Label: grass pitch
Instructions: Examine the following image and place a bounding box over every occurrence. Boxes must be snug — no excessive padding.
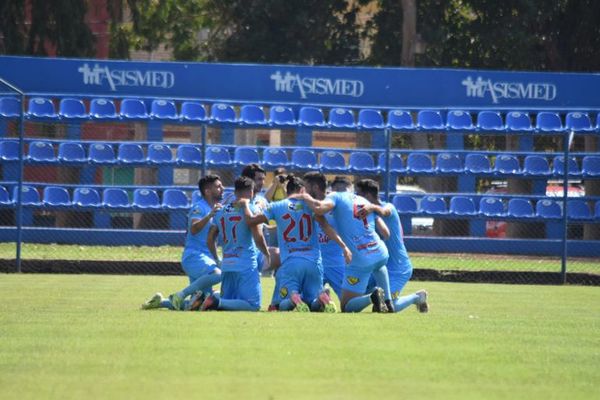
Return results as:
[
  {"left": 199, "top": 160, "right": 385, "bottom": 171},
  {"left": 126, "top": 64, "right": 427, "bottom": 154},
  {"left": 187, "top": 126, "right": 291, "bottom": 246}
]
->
[{"left": 0, "top": 274, "right": 598, "bottom": 400}]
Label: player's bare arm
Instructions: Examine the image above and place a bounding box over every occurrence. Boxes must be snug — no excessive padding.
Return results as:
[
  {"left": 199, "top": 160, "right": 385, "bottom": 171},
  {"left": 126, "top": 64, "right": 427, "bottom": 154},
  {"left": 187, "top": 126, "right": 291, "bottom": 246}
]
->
[
  {"left": 207, "top": 225, "right": 220, "bottom": 265},
  {"left": 239, "top": 198, "right": 269, "bottom": 226},
  {"left": 375, "top": 217, "right": 390, "bottom": 240},
  {"left": 190, "top": 202, "right": 223, "bottom": 235},
  {"left": 357, "top": 203, "right": 392, "bottom": 219},
  {"left": 315, "top": 215, "right": 352, "bottom": 265}
]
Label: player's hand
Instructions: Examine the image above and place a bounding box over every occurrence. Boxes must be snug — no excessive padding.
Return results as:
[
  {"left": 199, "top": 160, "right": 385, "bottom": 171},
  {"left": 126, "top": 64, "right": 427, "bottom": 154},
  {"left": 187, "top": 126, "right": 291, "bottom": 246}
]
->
[
  {"left": 210, "top": 202, "right": 223, "bottom": 216},
  {"left": 236, "top": 198, "right": 250, "bottom": 207},
  {"left": 342, "top": 246, "right": 352, "bottom": 265},
  {"left": 356, "top": 204, "right": 374, "bottom": 219}
]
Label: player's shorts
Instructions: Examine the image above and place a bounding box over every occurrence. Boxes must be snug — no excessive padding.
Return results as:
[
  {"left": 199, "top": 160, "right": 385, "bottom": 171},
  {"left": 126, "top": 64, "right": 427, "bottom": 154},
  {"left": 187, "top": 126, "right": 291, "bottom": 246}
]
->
[
  {"left": 342, "top": 256, "right": 388, "bottom": 295},
  {"left": 275, "top": 258, "right": 322, "bottom": 304},
  {"left": 220, "top": 269, "right": 261, "bottom": 310},
  {"left": 389, "top": 268, "right": 413, "bottom": 299},
  {"left": 181, "top": 252, "right": 218, "bottom": 283},
  {"left": 323, "top": 264, "right": 344, "bottom": 300}
]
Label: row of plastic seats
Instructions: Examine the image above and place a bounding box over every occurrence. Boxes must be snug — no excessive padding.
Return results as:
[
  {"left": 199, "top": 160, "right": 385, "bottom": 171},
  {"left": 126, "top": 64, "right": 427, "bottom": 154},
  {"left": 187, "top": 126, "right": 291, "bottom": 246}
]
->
[
  {"left": 393, "top": 195, "right": 600, "bottom": 221},
  {"left": 2, "top": 96, "right": 600, "bottom": 133}
]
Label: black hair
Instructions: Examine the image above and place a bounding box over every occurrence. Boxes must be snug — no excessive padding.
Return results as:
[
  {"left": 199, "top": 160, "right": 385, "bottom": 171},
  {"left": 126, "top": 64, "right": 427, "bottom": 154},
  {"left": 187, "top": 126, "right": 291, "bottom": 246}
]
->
[
  {"left": 303, "top": 171, "right": 327, "bottom": 193},
  {"left": 274, "top": 167, "right": 287, "bottom": 176},
  {"left": 241, "top": 163, "right": 266, "bottom": 180},
  {"left": 198, "top": 174, "right": 220, "bottom": 196},
  {"left": 331, "top": 175, "right": 352, "bottom": 189},
  {"left": 355, "top": 179, "right": 379, "bottom": 198},
  {"left": 234, "top": 176, "right": 255, "bottom": 192},
  {"left": 285, "top": 174, "right": 305, "bottom": 195}
]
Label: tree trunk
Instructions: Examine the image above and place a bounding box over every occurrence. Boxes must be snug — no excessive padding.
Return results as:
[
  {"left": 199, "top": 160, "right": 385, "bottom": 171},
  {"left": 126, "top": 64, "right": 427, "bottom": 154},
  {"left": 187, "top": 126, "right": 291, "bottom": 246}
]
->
[{"left": 401, "top": 0, "right": 416, "bottom": 66}]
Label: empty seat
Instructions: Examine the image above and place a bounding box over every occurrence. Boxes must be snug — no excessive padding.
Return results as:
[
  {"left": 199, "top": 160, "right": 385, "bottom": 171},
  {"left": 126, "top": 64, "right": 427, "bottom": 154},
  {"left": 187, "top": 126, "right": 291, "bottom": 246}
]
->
[
  {"left": 291, "top": 149, "right": 318, "bottom": 170},
  {"left": 206, "top": 146, "right": 232, "bottom": 167},
  {"left": 567, "top": 200, "right": 592, "bottom": 220},
  {"left": 118, "top": 143, "right": 145, "bottom": 164},
  {"left": 210, "top": 103, "right": 237, "bottom": 123},
  {"left": 320, "top": 151, "right": 346, "bottom": 172},
  {"left": 234, "top": 147, "right": 260, "bottom": 166},
  {"left": 477, "top": 111, "right": 504, "bottom": 131},
  {"left": 435, "top": 153, "right": 462, "bottom": 173},
  {"left": 386, "top": 110, "right": 415, "bottom": 130},
  {"left": 536, "top": 112, "right": 563, "bottom": 132},
  {"left": 120, "top": 98, "right": 148, "bottom": 119},
  {"left": 506, "top": 111, "right": 533, "bottom": 132},
  {"left": 446, "top": 110, "right": 474, "bottom": 130},
  {"left": 176, "top": 144, "right": 202, "bottom": 166},
  {"left": 299, "top": 107, "right": 326, "bottom": 127},
  {"left": 181, "top": 102, "right": 207, "bottom": 122},
  {"left": 269, "top": 106, "right": 296, "bottom": 126},
  {"left": 378, "top": 153, "right": 405, "bottom": 173},
  {"left": 150, "top": 99, "right": 178, "bottom": 120},
  {"left": 89, "top": 143, "right": 116, "bottom": 164},
  {"left": 59, "top": 98, "right": 88, "bottom": 119},
  {"left": 582, "top": 156, "right": 600, "bottom": 177},
  {"left": 240, "top": 105, "right": 267, "bottom": 125},
  {"left": 43, "top": 186, "right": 71, "bottom": 207},
  {"left": 133, "top": 188, "right": 160, "bottom": 209},
  {"left": 357, "top": 109, "right": 384, "bottom": 129},
  {"left": 479, "top": 197, "right": 505, "bottom": 217},
  {"left": 73, "top": 187, "right": 101, "bottom": 208},
  {"left": 102, "top": 188, "right": 130, "bottom": 208},
  {"left": 552, "top": 156, "right": 581, "bottom": 176},
  {"left": 449, "top": 196, "right": 477, "bottom": 216},
  {"left": 523, "top": 155, "right": 551, "bottom": 176},
  {"left": 595, "top": 201, "right": 600, "bottom": 220},
  {"left": 565, "top": 112, "right": 593, "bottom": 132},
  {"left": 417, "top": 110, "right": 444, "bottom": 130},
  {"left": 147, "top": 144, "right": 173, "bottom": 164},
  {"left": 393, "top": 195, "right": 418, "bottom": 214},
  {"left": 465, "top": 154, "right": 492, "bottom": 174},
  {"left": 0, "top": 185, "right": 12, "bottom": 206},
  {"left": 13, "top": 185, "right": 41, "bottom": 206},
  {"left": 27, "top": 97, "right": 57, "bottom": 119},
  {"left": 28, "top": 141, "right": 56, "bottom": 163},
  {"left": 494, "top": 154, "right": 521, "bottom": 175},
  {"left": 0, "top": 97, "right": 20, "bottom": 118},
  {"left": 162, "top": 189, "right": 189, "bottom": 210},
  {"left": 507, "top": 198, "right": 534, "bottom": 218},
  {"left": 0, "top": 140, "right": 20, "bottom": 161},
  {"left": 262, "top": 148, "right": 289, "bottom": 168},
  {"left": 407, "top": 153, "right": 434, "bottom": 174},
  {"left": 349, "top": 152, "right": 378, "bottom": 174},
  {"left": 329, "top": 108, "right": 355, "bottom": 129},
  {"left": 420, "top": 196, "right": 447, "bottom": 215},
  {"left": 536, "top": 199, "right": 562, "bottom": 219},
  {"left": 90, "top": 98, "right": 118, "bottom": 119},
  {"left": 58, "top": 142, "right": 87, "bottom": 163}
]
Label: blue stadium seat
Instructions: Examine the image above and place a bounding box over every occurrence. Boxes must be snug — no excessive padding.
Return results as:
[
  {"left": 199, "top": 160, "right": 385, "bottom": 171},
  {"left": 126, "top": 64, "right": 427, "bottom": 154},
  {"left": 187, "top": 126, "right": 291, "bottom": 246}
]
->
[
  {"left": 446, "top": 110, "right": 474, "bottom": 131},
  {"left": 234, "top": 147, "right": 260, "bottom": 167},
  {"left": 89, "top": 143, "right": 116, "bottom": 164},
  {"left": 552, "top": 156, "right": 581, "bottom": 176},
  {"left": 240, "top": 105, "right": 267, "bottom": 126},
  {"left": 378, "top": 153, "right": 405, "bottom": 173},
  {"left": 536, "top": 199, "right": 562, "bottom": 219},
  {"left": 291, "top": 149, "right": 318, "bottom": 170},
  {"left": 420, "top": 196, "right": 447, "bottom": 215},
  {"left": 417, "top": 110, "right": 444, "bottom": 130},
  {"left": 206, "top": 146, "right": 232, "bottom": 167},
  {"left": 507, "top": 198, "right": 534, "bottom": 218},
  {"left": 28, "top": 141, "right": 56, "bottom": 163},
  {"left": 118, "top": 143, "right": 145, "bottom": 165},
  {"left": 43, "top": 186, "right": 71, "bottom": 207},
  {"left": 0, "top": 140, "right": 20, "bottom": 161},
  {"left": 393, "top": 195, "right": 418, "bottom": 214},
  {"left": 493, "top": 154, "right": 521, "bottom": 175},
  {"left": 102, "top": 188, "right": 131, "bottom": 209},
  {"left": 13, "top": 185, "right": 41, "bottom": 206},
  {"left": 506, "top": 111, "right": 533, "bottom": 132},
  {"left": 262, "top": 148, "right": 289, "bottom": 169},
  {"left": 535, "top": 112, "right": 563, "bottom": 133},
  {"left": 0, "top": 97, "right": 20, "bottom": 118},
  {"left": 523, "top": 155, "right": 551, "bottom": 177},
  {"left": 269, "top": 106, "right": 296, "bottom": 126},
  {"left": 386, "top": 110, "right": 415, "bottom": 130},
  {"left": 435, "top": 153, "right": 463, "bottom": 173},
  {"left": 349, "top": 152, "right": 378, "bottom": 174},
  {"left": 479, "top": 197, "right": 505, "bottom": 217},
  {"left": 465, "top": 154, "right": 491, "bottom": 174},
  {"left": 596, "top": 113, "right": 600, "bottom": 132},
  {"left": 181, "top": 101, "right": 207, "bottom": 122},
  {"left": 150, "top": 99, "right": 178, "bottom": 120},
  {"left": 407, "top": 153, "right": 434, "bottom": 174},
  {"left": 595, "top": 201, "right": 600, "bottom": 220},
  {"left": 357, "top": 109, "right": 385, "bottom": 130},
  {"left": 58, "top": 142, "right": 88, "bottom": 164},
  {"left": 59, "top": 98, "right": 88, "bottom": 119},
  {"left": 210, "top": 103, "right": 237, "bottom": 123},
  {"left": 147, "top": 144, "right": 173, "bottom": 164},
  {"left": 582, "top": 156, "right": 600, "bottom": 177},
  {"left": 567, "top": 200, "right": 592, "bottom": 220},
  {"left": 320, "top": 150, "right": 346, "bottom": 173},
  {"left": 120, "top": 98, "right": 148, "bottom": 120},
  {"left": 299, "top": 107, "right": 326, "bottom": 127},
  {"left": 328, "top": 108, "right": 355, "bottom": 129},
  {"left": 73, "top": 187, "right": 101, "bottom": 208},
  {"left": 176, "top": 144, "right": 202, "bottom": 166},
  {"left": 476, "top": 111, "right": 504, "bottom": 131},
  {"left": 90, "top": 98, "right": 118, "bottom": 120},
  {"left": 449, "top": 196, "right": 477, "bottom": 216},
  {"left": 27, "top": 97, "right": 58, "bottom": 120},
  {"left": 0, "top": 185, "right": 12, "bottom": 206},
  {"left": 162, "top": 189, "right": 189, "bottom": 210},
  {"left": 565, "top": 112, "right": 593, "bottom": 132},
  {"left": 133, "top": 188, "right": 160, "bottom": 209}
]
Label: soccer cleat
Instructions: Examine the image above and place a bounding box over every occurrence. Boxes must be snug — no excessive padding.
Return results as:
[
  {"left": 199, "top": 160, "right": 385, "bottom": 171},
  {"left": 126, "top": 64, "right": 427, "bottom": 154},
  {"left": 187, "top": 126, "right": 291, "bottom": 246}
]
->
[
  {"left": 416, "top": 290, "right": 429, "bottom": 313},
  {"left": 187, "top": 291, "right": 205, "bottom": 311},
  {"left": 370, "top": 287, "right": 389, "bottom": 313},
  {"left": 291, "top": 292, "right": 310, "bottom": 312},
  {"left": 317, "top": 289, "right": 337, "bottom": 313},
  {"left": 200, "top": 294, "right": 220, "bottom": 311},
  {"left": 141, "top": 292, "right": 163, "bottom": 310},
  {"left": 169, "top": 292, "right": 184, "bottom": 311},
  {"left": 267, "top": 304, "right": 279, "bottom": 312},
  {"left": 384, "top": 299, "right": 395, "bottom": 313}
]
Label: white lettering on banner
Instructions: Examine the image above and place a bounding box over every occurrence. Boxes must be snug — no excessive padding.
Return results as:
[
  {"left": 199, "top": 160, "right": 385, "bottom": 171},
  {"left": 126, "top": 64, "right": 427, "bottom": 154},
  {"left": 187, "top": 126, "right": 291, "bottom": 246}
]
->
[
  {"left": 270, "top": 71, "right": 364, "bottom": 99},
  {"left": 77, "top": 63, "right": 175, "bottom": 91},
  {"left": 461, "top": 76, "right": 557, "bottom": 104}
]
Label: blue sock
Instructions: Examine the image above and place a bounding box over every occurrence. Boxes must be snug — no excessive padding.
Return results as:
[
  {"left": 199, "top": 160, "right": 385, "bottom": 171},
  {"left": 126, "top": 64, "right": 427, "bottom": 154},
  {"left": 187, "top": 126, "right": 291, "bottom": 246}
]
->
[
  {"left": 218, "top": 299, "right": 257, "bottom": 311},
  {"left": 279, "top": 298, "right": 294, "bottom": 311},
  {"left": 159, "top": 299, "right": 173, "bottom": 310},
  {"left": 372, "top": 266, "right": 392, "bottom": 300},
  {"left": 393, "top": 293, "right": 419, "bottom": 312},
  {"left": 310, "top": 298, "right": 321, "bottom": 312},
  {"left": 344, "top": 295, "right": 372, "bottom": 313},
  {"left": 178, "top": 273, "right": 222, "bottom": 299}
]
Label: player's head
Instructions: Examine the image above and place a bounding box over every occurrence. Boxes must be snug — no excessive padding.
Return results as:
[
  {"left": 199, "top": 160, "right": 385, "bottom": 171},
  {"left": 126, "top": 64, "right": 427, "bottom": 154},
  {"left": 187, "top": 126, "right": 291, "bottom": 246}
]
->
[
  {"left": 198, "top": 174, "right": 223, "bottom": 201},
  {"left": 331, "top": 176, "right": 352, "bottom": 193},
  {"left": 303, "top": 171, "right": 327, "bottom": 200},
  {"left": 241, "top": 163, "right": 266, "bottom": 193},
  {"left": 234, "top": 176, "right": 255, "bottom": 200},
  {"left": 285, "top": 174, "right": 305, "bottom": 195},
  {"left": 355, "top": 179, "right": 379, "bottom": 203}
]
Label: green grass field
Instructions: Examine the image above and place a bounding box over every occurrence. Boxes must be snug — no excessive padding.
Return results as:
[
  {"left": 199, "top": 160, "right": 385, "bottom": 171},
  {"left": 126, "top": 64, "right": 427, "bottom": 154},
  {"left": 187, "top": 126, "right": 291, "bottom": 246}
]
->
[{"left": 0, "top": 274, "right": 598, "bottom": 399}]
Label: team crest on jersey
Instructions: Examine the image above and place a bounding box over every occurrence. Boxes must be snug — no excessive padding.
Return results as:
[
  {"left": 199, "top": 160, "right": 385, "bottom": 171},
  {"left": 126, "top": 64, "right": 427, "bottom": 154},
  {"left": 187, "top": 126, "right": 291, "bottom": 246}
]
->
[
  {"left": 287, "top": 201, "right": 303, "bottom": 211},
  {"left": 346, "top": 276, "right": 360, "bottom": 286},
  {"left": 279, "top": 287, "right": 288, "bottom": 298},
  {"left": 224, "top": 204, "right": 237, "bottom": 213}
]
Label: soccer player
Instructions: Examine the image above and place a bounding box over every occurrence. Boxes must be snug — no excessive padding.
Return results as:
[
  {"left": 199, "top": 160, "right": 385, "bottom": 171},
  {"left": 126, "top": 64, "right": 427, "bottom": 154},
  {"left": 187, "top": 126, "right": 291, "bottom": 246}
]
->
[
  {"left": 200, "top": 176, "right": 270, "bottom": 311},
  {"left": 241, "top": 175, "right": 351, "bottom": 312},
  {"left": 355, "top": 179, "right": 428, "bottom": 313},
  {"left": 141, "top": 175, "right": 224, "bottom": 310}
]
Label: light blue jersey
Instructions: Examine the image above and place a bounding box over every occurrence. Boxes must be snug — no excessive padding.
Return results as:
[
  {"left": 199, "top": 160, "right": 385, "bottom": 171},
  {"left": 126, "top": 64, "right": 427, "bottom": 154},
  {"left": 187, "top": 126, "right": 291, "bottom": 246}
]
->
[
  {"left": 213, "top": 203, "right": 258, "bottom": 272},
  {"left": 380, "top": 201, "right": 412, "bottom": 274},
  {"left": 182, "top": 198, "right": 213, "bottom": 259}
]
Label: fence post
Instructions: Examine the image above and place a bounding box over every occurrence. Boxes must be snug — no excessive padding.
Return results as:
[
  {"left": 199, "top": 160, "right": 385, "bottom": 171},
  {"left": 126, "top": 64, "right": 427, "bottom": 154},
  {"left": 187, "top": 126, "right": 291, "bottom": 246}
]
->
[
  {"left": 560, "top": 130, "right": 574, "bottom": 284},
  {"left": 384, "top": 128, "right": 391, "bottom": 201}
]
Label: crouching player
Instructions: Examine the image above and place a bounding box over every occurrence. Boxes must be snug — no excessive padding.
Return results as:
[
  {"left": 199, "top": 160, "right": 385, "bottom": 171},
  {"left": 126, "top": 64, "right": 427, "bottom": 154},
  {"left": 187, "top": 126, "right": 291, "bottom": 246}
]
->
[
  {"left": 355, "top": 179, "right": 428, "bottom": 313},
  {"left": 200, "top": 176, "right": 270, "bottom": 311}
]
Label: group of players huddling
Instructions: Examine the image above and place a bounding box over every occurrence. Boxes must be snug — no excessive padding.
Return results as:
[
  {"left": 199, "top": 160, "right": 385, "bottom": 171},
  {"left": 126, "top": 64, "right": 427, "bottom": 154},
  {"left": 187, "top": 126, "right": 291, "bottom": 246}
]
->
[{"left": 142, "top": 163, "right": 428, "bottom": 313}]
